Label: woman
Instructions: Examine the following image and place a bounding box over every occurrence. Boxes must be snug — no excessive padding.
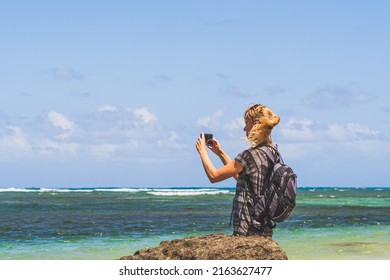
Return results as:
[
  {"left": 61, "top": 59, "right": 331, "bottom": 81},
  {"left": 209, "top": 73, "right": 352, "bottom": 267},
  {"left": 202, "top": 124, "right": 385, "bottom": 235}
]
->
[{"left": 196, "top": 104, "right": 280, "bottom": 236}]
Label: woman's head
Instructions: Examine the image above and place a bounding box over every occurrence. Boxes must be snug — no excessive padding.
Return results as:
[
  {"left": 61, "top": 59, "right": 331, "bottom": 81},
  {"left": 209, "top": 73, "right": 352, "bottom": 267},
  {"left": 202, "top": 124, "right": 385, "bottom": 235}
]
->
[{"left": 244, "top": 104, "right": 280, "bottom": 146}]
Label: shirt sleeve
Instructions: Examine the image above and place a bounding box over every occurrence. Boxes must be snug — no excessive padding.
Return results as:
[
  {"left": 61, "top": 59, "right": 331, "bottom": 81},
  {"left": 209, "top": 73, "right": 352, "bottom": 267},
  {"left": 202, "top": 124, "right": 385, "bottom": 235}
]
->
[{"left": 235, "top": 149, "right": 250, "bottom": 174}]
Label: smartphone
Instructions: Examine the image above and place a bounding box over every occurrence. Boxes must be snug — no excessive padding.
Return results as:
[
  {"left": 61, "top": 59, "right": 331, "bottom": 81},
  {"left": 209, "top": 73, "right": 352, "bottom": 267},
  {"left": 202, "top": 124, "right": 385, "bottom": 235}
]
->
[{"left": 204, "top": 133, "right": 214, "bottom": 146}]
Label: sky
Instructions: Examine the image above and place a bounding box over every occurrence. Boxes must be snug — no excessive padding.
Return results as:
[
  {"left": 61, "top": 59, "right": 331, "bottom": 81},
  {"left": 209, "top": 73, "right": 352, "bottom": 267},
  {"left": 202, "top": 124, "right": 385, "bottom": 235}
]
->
[{"left": 0, "top": 0, "right": 389, "bottom": 188}]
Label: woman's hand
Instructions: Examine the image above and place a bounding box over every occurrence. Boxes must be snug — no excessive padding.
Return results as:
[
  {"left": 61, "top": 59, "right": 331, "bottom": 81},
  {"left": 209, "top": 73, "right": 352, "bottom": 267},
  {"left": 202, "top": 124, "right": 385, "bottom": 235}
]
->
[
  {"left": 196, "top": 132, "right": 241, "bottom": 183},
  {"left": 196, "top": 133, "right": 208, "bottom": 156},
  {"left": 208, "top": 138, "right": 222, "bottom": 156},
  {"left": 197, "top": 134, "right": 223, "bottom": 156}
]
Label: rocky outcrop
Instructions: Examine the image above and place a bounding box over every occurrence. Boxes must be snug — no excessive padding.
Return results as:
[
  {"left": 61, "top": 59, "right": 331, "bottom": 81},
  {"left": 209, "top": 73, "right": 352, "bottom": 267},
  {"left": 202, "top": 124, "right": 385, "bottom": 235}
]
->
[{"left": 120, "top": 233, "right": 288, "bottom": 260}]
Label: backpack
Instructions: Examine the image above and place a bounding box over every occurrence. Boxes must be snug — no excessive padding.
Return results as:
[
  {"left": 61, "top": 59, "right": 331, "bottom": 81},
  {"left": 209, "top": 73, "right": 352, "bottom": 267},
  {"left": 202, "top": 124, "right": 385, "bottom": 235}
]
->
[{"left": 254, "top": 145, "right": 297, "bottom": 226}]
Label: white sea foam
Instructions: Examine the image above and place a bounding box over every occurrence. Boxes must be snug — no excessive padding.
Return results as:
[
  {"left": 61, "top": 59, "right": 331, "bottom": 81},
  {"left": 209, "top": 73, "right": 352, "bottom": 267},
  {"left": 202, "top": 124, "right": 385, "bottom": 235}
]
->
[
  {"left": 0, "top": 187, "right": 232, "bottom": 195},
  {"left": 147, "top": 189, "right": 231, "bottom": 196},
  {"left": 0, "top": 188, "right": 36, "bottom": 192},
  {"left": 0, "top": 187, "right": 141, "bottom": 193},
  {"left": 95, "top": 188, "right": 147, "bottom": 193}
]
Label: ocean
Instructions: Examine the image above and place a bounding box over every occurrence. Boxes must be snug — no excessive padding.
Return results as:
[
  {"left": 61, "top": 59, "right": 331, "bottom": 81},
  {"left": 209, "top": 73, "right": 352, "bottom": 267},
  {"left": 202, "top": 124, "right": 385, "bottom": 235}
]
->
[{"left": 0, "top": 187, "right": 389, "bottom": 260}]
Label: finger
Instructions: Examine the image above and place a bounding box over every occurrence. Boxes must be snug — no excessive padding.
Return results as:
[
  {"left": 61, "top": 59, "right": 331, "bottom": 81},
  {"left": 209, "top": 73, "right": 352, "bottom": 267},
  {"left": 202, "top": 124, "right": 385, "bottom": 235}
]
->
[{"left": 207, "top": 139, "right": 215, "bottom": 147}]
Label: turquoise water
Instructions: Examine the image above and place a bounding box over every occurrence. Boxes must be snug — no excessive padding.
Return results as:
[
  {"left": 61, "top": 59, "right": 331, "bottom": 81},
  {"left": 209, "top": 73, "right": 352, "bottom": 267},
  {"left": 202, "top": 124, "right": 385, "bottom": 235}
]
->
[{"left": 0, "top": 187, "right": 389, "bottom": 260}]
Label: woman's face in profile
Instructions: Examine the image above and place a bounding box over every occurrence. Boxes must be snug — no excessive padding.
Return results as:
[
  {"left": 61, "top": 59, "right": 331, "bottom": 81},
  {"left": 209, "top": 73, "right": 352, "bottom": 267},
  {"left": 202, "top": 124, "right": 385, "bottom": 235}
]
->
[{"left": 243, "top": 117, "right": 254, "bottom": 137}]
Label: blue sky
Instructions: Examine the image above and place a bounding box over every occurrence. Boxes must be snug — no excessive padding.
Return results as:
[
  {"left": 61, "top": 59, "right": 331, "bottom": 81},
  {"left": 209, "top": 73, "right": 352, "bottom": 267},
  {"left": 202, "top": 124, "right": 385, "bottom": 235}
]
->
[{"left": 0, "top": 0, "right": 389, "bottom": 188}]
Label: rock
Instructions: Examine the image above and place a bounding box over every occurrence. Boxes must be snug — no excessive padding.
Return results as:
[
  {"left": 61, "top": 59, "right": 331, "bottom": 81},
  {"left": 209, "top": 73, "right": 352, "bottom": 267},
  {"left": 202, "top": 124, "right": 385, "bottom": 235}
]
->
[{"left": 120, "top": 233, "right": 288, "bottom": 260}]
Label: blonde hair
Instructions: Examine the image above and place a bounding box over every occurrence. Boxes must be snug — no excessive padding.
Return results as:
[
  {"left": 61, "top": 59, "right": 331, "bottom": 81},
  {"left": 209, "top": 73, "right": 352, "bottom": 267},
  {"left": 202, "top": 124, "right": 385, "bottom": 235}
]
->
[{"left": 244, "top": 104, "right": 280, "bottom": 146}]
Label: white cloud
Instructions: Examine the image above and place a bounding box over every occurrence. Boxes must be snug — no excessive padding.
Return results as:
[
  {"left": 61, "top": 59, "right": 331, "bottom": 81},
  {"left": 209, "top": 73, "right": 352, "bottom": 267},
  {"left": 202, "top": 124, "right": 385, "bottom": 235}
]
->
[
  {"left": 302, "top": 85, "right": 375, "bottom": 109},
  {"left": 344, "top": 123, "right": 380, "bottom": 140},
  {"left": 224, "top": 117, "right": 244, "bottom": 131},
  {"left": 89, "top": 144, "right": 118, "bottom": 160},
  {"left": 36, "top": 139, "right": 78, "bottom": 157},
  {"left": 47, "top": 111, "right": 75, "bottom": 140},
  {"left": 0, "top": 106, "right": 388, "bottom": 187},
  {"left": 278, "top": 118, "right": 380, "bottom": 143},
  {"left": 278, "top": 118, "right": 325, "bottom": 142},
  {"left": 48, "top": 111, "right": 74, "bottom": 131},
  {"left": 30, "top": 107, "right": 173, "bottom": 162},
  {"left": 275, "top": 117, "right": 387, "bottom": 165},
  {"left": 133, "top": 107, "right": 158, "bottom": 123},
  {"left": 97, "top": 105, "right": 118, "bottom": 112},
  {"left": 197, "top": 109, "right": 225, "bottom": 127},
  {"left": 0, "top": 126, "right": 31, "bottom": 158},
  {"left": 157, "top": 131, "right": 186, "bottom": 150},
  {"left": 88, "top": 141, "right": 139, "bottom": 161}
]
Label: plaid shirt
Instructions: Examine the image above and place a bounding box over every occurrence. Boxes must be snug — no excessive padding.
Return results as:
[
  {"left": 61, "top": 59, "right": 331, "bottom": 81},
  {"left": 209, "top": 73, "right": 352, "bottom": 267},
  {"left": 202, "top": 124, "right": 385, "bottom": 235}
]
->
[{"left": 232, "top": 144, "right": 275, "bottom": 236}]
